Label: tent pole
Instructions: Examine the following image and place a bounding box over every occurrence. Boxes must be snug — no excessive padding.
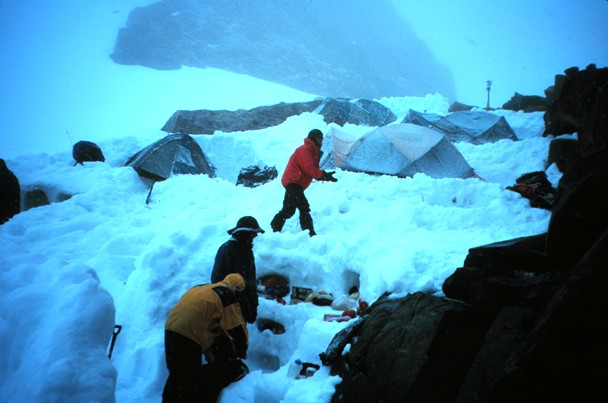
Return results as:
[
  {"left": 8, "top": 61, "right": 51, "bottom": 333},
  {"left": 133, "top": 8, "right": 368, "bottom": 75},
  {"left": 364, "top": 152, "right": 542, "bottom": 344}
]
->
[{"left": 145, "top": 181, "right": 156, "bottom": 205}]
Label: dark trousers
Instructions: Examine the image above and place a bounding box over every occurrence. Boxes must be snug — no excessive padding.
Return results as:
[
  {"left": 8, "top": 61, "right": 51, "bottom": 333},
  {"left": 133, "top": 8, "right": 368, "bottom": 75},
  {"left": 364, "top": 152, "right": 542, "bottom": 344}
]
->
[
  {"left": 163, "top": 330, "right": 220, "bottom": 403},
  {"left": 270, "top": 184, "right": 314, "bottom": 234},
  {"left": 163, "top": 331, "right": 248, "bottom": 403}
]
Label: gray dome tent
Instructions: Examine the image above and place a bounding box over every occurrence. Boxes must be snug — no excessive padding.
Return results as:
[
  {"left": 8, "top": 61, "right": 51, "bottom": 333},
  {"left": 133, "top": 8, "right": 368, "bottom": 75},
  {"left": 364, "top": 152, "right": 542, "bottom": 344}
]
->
[
  {"left": 125, "top": 134, "right": 215, "bottom": 203},
  {"left": 126, "top": 134, "right": 215, "bottom": 181},
  {"left": 321, "top": 124, "right": 477, "bottom": 179},
  {"left": 403, "top": 110, "right": 518, "bottom": 144}
]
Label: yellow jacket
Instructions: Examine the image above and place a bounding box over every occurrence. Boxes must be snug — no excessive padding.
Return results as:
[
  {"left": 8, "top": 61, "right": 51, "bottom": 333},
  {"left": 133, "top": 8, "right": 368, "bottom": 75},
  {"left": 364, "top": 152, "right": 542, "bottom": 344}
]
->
[{"left": 165, "top": 274, "right": 246, "bottom": 352}]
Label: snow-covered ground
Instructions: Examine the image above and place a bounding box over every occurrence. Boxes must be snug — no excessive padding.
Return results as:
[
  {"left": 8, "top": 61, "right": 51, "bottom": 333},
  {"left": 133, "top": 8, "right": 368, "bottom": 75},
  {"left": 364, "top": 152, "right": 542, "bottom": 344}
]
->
[
  {"left": 1, "top": 86, "right": 562, "bottom": 401},
  {"left": 1, "top": 2, "right": 587, "bottom": 402}
]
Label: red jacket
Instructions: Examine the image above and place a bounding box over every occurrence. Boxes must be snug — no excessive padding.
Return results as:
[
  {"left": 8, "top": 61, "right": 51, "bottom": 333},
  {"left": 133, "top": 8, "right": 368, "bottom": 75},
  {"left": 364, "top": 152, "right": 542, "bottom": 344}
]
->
[{"left": 281, "top": 138, "right": 324, "bottom": 190}]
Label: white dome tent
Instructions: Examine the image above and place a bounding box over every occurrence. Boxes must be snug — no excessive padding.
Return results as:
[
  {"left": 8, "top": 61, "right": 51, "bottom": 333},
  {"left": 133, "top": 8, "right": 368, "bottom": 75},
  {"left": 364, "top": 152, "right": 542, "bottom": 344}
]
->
[{"left": 321, "top": 123, "right": 477, "bottom": 179}]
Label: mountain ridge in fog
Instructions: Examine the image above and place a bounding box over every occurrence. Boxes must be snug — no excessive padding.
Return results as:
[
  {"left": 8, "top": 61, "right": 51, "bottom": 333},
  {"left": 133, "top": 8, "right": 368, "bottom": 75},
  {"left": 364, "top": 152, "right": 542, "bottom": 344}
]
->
[{"left": 111, "top": 0, "right": 456, "bottom": 100}]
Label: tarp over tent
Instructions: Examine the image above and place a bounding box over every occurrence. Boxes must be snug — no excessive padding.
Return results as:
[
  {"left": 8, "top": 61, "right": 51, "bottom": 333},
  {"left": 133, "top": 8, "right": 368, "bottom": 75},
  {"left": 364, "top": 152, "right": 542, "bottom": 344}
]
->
[
  {"left": 315, "top": 98, "right": 397, "bottom": 127},
  {"left": 320, "top": 124, "right": 477, "bottom": 179},
  {"left": 403, "top": 110, "right": 518, "bottom": 144},
  {"left": 126, "top": 134, "right": 216, "bottom": 181}
]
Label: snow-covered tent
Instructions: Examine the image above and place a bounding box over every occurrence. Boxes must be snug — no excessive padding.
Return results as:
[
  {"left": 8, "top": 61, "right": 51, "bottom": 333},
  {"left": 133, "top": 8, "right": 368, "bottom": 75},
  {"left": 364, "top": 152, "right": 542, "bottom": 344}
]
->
[
  {"left": 126, "top": 134, "right": 216, "bottom": 182},
  {"left": 403, "top": 110, "right": 518, "bottom": 144},
  {"left": 321, "top": 124, "right": 476, "bottom": 179}
]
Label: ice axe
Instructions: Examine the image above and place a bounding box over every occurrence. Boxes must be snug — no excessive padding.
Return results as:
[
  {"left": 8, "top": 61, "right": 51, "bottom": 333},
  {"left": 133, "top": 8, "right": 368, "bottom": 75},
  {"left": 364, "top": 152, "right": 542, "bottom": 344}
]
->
[{"left": 108, "top": 325, "right": 122, "bottom": 359}]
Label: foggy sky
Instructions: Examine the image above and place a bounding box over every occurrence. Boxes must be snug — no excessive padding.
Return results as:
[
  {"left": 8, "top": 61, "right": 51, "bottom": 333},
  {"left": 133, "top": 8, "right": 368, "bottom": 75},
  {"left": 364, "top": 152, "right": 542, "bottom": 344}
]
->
[
  {"left": 393, "top": 0, "right": 608, "bottom": 107},
  {"left": 1, "top": 1, "right": 608, "bottom": 158}
]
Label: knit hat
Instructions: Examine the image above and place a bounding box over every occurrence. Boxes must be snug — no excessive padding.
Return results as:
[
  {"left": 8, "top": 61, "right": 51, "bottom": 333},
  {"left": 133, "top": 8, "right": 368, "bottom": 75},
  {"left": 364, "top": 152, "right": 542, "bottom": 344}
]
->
[
  {"left": 227, "top": 216, "right": 265, "bottom": 235},
  {"left": 307, "top": 129, "right": 323, "bottom": 146}
]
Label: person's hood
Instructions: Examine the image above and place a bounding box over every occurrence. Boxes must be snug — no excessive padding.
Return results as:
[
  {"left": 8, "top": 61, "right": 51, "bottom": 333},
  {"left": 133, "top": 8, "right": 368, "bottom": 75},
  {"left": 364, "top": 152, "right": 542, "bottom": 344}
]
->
[{"left": 220, "top": 273, "right": 246, "bottom": 292}]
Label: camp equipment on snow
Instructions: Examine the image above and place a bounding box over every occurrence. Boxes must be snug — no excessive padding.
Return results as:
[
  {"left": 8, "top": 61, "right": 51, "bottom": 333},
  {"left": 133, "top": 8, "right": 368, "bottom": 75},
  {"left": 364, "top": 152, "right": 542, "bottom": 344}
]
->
[
  {"left": 342, "top": 310, "right": 357, "bottom": 319},
  {"left": 300, "top": 362, "right": 321, "bottom": 378},
  {"left": 506, "top": 171, "right": 557, "bottom": 210},
  {"left": 357, "top": 300, "right": 369, "bottom": 316},
  {"left": 287, "top": 360, "right": 320, "bottom": 379},
  {"left": 287, "top": 359, "right": 303, "bottom": 379},
  {"left": 73, "top": 141, "right": 105, "bottom": 165},
  {"left": 324, "top": 310, "right": 357, "bottom": 322},
  {"left": 290, "top": 286, "right": 313, "bottom": 304},
  {"left": 307, "top": 291, "right": 333, "bottom": 306},
  {"left": 236, "top": 165, "right": 278, "bottom": 187},
  {"left": 330, "top": 295, "right": 359, "bottom": 311},
  {"left": 257, "top": 273, "right": 289, "bottom": 299},
  {"left": 324, "top": 313, "right": 352, "bottom": 323}
]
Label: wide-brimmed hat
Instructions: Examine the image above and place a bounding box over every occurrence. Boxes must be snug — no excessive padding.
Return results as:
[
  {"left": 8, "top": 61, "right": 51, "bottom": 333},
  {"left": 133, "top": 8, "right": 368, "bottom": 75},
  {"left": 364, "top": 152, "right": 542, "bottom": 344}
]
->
[{"left": 227, "top": 216, "right": 265, "bottom": 235}]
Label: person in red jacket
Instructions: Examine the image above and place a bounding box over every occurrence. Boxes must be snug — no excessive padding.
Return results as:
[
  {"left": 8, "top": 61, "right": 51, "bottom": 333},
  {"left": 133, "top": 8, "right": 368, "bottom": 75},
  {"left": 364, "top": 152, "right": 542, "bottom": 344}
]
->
[{"left": 270, "top": 129, "right": 337, "bottom": 236}]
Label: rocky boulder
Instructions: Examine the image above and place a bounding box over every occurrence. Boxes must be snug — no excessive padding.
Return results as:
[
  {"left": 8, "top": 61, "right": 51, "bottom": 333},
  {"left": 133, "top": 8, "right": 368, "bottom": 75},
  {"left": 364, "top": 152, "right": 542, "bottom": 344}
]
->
[
  {"left": 547, "top": 137, "right": 580, "bottom": 174},
  {"left": 448, "top": 101, "right": 475, "bottom": 112},
  {"left": 501, "top": 92, "right": 547, "bottom": 112},
  {"left": 543, "top": 64, "right": 608, "bottom": 157},
  {"left": 322, "top": 293, "right": 489, "bottom": 403}
]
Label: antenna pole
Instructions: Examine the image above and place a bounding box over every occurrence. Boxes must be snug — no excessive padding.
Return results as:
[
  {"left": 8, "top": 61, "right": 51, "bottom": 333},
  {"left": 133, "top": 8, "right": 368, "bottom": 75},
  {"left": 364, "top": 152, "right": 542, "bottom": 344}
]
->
[
  {"left": 66, "top": 130, "right": 73, "bottom": 146},
  {"left": 486, "top": 80, "right": 492, "bottom": 110}
]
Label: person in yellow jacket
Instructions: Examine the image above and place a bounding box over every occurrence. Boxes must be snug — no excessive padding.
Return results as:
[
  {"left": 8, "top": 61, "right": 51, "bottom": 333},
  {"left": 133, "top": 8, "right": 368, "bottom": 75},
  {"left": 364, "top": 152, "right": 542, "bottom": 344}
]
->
[{"left": 162, "top": 273, "right": 249, "bottom": 403}]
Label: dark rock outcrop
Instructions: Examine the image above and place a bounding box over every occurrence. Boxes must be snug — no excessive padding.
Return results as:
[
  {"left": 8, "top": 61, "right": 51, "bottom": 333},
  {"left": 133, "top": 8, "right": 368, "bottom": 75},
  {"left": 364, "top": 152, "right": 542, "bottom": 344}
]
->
[
  {"left": 543, "top": 64, "right": 608, "bottom": 157},
  {"left": 501, "top": 92, "right": 547, "bottom": 112},
  {"left": 110, "top": 0, "right": 456, "bottom": 100},
  {"left": 443, "top": 234, "right": 549, "bottom": 310},
  {"left": 448, "top": 101, "right": 475, "bottom": 112},
  {"left": 0, "top": 159, "right": 20, "bottom": 224},
  {"left": 461, "top": 233, "right": 547, "bottom": 274},
  {"left": 547, "top": 137, "right": 580, "bottom": 173},
  {"left": 322, "top": 66, "right": 608, "bottom": 403},
  {"left": 323, "top": 293, "right": 491, "bottom": 403}
]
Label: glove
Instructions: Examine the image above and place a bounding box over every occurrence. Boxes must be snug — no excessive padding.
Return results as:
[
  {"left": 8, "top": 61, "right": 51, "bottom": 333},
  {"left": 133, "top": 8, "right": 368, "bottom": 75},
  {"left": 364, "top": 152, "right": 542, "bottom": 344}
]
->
[{"left": 320, "top": 171, "right": 338, "bottom": 182}]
